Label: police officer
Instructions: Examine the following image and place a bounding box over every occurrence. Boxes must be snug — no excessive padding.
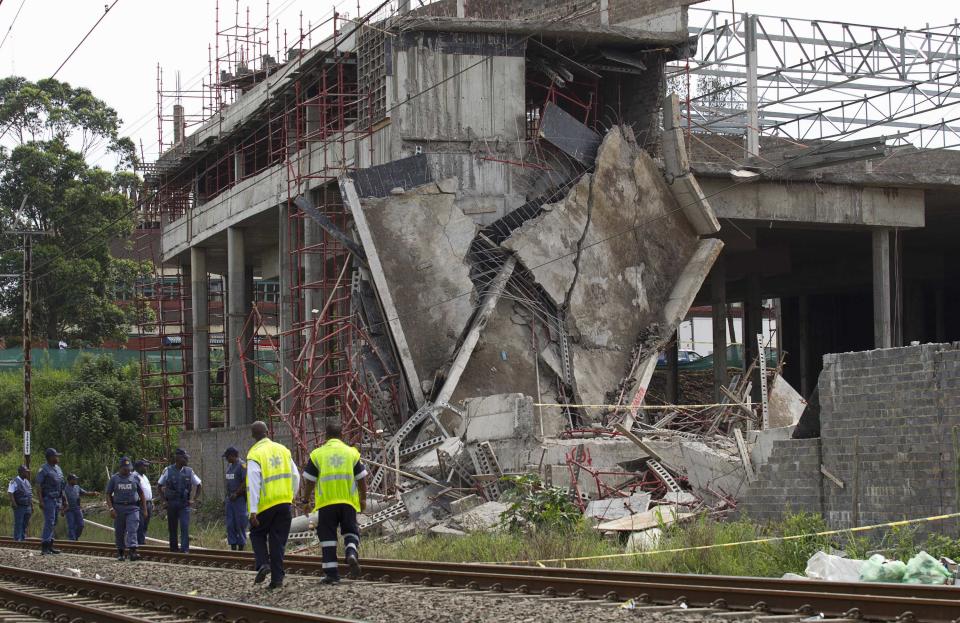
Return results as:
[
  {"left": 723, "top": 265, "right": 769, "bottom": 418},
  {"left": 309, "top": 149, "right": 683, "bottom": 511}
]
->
[
  {"left": 132, "top": 460, "right": 153, "bottom": 546},
  {"left": 223, "top": 447, "right": 248, "bottom": 550},
  {"left": 157, "top": 448, "right": 202, "bottom": 552},
  {"left": 246, "top": 421, "right": 299, "bottom": 590},
  {"left": 106, "top": 457, "right": 147, "bottom": 561},
  {"left": 35, "top": 448, "right": 66, "bottom": 555},
  {"left": 7, "top": 466, "right": 33, "bottom": 541},
  {"left": 64, "top": 474, "right": 96, "bottom": 541},
  {"left": 301, "top": 422, "right": 367, "bottom": 585}
]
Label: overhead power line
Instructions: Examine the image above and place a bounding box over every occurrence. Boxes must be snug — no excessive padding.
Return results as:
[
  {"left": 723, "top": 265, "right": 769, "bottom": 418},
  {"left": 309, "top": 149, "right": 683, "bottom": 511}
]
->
[
  {"left": 0, "top": 0, "right": 27, "bottom": 53},
  {"left": 51, "top": 0, "right": 122, "bottom": 79}
]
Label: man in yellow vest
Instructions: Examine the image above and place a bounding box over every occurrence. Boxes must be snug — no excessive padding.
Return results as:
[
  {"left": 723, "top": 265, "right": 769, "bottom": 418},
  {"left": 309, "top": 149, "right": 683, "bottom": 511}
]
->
[
  {"left": 301, "top": 422, "right": 367, "bottom": 585},
  {"left": 246, "top": 420, "right": 300, "bottom": 590}
]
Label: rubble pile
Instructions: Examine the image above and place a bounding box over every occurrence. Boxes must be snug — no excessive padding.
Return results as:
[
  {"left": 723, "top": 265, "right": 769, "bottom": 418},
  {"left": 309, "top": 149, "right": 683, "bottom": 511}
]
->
[{"left": 301, "top": 97, "right": 813, "bottom": 550}]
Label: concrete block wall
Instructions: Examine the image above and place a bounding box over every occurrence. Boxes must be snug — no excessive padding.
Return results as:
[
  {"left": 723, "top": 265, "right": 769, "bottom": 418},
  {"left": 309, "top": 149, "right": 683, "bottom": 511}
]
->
[
  {"left": 738, "top": 438, "right": 822, "bottom": 522},
  {"left": 740, "top": 343, "right": 960, "bottom": 533},
  {"left": 178, "top": 425, "right": 294, "bottom": 501},
  {"left": 820, "top": 344, "right": 960, "bottom": 530}
]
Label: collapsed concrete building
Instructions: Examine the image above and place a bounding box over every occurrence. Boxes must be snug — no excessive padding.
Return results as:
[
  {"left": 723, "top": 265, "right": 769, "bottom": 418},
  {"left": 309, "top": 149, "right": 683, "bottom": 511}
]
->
[{"left": 142, "top": 0, "right": 960, "bottom": 539}]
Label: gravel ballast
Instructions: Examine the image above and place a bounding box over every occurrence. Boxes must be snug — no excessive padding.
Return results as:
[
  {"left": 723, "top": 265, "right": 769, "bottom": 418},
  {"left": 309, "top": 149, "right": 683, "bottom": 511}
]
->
[{"left": 0, "top": 547, "right": 673, "bottom": 623}]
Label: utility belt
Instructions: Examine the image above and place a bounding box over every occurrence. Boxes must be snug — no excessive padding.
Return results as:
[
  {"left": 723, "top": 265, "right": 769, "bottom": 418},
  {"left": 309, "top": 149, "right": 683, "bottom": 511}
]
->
[
  {"left": 114, "top": 502, "right": 139, "bottom": 508},
  {"left": 15, "top": 500, "right": 31, "bottom": 507}
]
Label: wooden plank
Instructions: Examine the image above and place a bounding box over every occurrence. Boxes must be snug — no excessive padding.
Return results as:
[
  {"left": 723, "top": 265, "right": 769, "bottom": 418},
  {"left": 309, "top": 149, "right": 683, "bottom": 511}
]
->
[
  {"left": 733, "top": 428, "right": 756, "bottom": 482},
  {"left": 820, "top": 464, "right": 845, "bottom": 489},
  {"left": 614, "top": 423, "right": 668, "bottom": 465}
]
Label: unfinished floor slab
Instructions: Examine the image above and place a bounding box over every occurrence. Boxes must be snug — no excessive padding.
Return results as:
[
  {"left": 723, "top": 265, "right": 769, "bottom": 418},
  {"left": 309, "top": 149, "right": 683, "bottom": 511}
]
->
[
  {"left": 357, "top": 181, "right": 478, "bottom": 390},
  {"left": 501, "top": 126, "right": 721, "bottom": 411}
]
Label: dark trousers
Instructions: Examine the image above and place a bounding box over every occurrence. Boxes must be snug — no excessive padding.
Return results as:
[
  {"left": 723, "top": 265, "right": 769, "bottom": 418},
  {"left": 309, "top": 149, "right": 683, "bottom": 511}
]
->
[
  {"left": 250, "top": 503, "right": 291, "bottom": 585},
  {"left": 12, "top": 505, "right": 31, "bottom": 541},
  {"left": 41, "top": 497, "right": 59, "bottom": 544},
  {"left": 225, "top": 496, "right": 248, "bottom": 547},
  {"left": 166, "top": 502, "right": 191, "bottom": 552},
  {"left": 137, "top": 501, "right": 153, "bottom": 545},
  {"left": 65, "top": 507, "right": 84, "bottom": 541},
  {"left": 113, "top": 505, "right": 140, "bottom": 551},
  {"left": 316, "top": 503, "right": 360, "bottom": 579}
]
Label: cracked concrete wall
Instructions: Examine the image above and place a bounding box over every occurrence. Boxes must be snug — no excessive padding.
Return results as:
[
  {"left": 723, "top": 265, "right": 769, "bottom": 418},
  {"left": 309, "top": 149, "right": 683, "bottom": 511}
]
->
[
  {"left": 502, "top": 127, "right": 712, "bottom": 409},
  {"left": 360, "top": 181, "right": 478, "bottom": 389}
]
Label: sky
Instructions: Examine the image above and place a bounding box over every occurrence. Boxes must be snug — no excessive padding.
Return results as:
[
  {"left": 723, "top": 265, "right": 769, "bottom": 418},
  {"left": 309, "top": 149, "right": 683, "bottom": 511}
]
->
[{"left": 0, "top": 0, "right": 956, "bottom": 167}]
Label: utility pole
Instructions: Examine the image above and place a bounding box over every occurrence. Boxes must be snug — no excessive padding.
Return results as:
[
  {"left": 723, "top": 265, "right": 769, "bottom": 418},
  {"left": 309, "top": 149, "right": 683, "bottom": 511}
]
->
[{"left": 4, "top": 197, "right": 49, "bottom": 469}]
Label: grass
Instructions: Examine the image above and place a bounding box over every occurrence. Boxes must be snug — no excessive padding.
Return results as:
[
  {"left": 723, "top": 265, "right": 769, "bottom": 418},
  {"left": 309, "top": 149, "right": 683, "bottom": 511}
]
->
[
  {"left": 365, "top": 512, "right": 960, "bottom": 578},
  {"left": 0, "top": 499, "right": 233, "bottom": 550}
]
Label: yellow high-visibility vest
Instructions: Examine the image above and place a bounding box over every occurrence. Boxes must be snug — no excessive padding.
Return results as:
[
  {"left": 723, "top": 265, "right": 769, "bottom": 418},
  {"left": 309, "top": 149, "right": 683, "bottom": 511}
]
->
[
  {"left": 309, "top": 439, "right": 361, "bottom": 512},
  {"left": 246, "top": 438, "right": 294, "bottom": 513}
]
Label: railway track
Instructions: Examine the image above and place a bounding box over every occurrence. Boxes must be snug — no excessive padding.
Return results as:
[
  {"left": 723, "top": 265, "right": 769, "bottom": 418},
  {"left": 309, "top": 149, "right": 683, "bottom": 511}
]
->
[
  {"left": 0, "top": 561, "right": 359, "bottom": 623},
  {"left": 0, "top": 538, "right": 957, "bottom": 622}
]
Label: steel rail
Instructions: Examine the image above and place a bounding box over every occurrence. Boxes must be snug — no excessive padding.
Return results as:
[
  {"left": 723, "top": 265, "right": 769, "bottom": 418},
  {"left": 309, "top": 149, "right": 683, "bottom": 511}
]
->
[
  {"left": 0, "top": 562, "right": 360, "bottom": 623},
  {"left": 0, "top": 579, "right": 151, "bottom": 622},
  {"left": 1, "top": 538, "right": 957, "bottom": 622}
]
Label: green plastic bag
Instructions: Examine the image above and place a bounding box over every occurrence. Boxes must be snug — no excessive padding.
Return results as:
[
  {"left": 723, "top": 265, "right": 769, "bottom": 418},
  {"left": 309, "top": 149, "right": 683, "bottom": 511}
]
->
[
  {"left": 859, "top": 554, "right": 907, "bottom": 583},
  {"left": 903, "top": 551, "right": 952, "bottom": 585}
]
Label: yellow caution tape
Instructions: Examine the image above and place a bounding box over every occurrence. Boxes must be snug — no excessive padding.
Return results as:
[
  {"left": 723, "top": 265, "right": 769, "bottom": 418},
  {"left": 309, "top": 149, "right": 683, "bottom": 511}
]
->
[{"left": 497, "top": 512, "right": 960, "bottom": 565}]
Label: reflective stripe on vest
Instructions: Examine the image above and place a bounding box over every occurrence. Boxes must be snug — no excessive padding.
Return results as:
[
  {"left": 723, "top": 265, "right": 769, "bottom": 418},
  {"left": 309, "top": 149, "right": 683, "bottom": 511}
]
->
[
  {"left": 310, "top": 439, "right": 361, "bottom": 512},
  {"left": 246, "top": 438, "right": 294, "bottom": 513}
]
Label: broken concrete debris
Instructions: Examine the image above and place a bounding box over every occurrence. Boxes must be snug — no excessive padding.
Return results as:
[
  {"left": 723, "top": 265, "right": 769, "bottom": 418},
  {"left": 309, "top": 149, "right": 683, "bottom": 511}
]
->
[{"left": 339, "top": 117, "right": 811, "bottom": 548}]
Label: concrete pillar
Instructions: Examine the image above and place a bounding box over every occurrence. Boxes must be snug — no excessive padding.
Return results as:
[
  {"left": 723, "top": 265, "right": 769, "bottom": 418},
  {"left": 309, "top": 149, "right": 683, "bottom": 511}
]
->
[
  {"left": 191, "top": 247, "right": 210, "bottom": 431},
  {"left": 180, "top": 260, "right": 193, "bottom": 429},
  {"left": 665, "top": 331, "right": 679, "bottom": 404},
  {"left": 711, "top": 257, "right": 728, "bottom": 401},
  {"left": 744, "top": 273, "right": 763, "bottom": 401},
  {"left": 279, "top": 203, "right": 295, "bottom": 418},
  {"left": 798, "top": 295, "right": 810, "bottom": 398},
  {"left": 227, "top": 227, "right": 255, "bottom": 426},
  {"left": 935, "top": 288, "right": 946, "bottom": 342},
  {"left": 872, "top": 229, "right": 892, "bottom": 349},
  {"left": 304, "top": 214, "right": 322, "bottom": 323}
]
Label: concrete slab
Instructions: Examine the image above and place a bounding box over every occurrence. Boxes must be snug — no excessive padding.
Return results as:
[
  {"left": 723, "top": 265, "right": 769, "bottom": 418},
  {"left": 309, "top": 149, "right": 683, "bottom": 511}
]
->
[
  {"left": 449, "top": 501, "right": 509, "bottom": 532},
  {"left": 626, "top": 527, "right": 663, "bottom": 552},
  {"left": 646, "top": 439, "right": 747, "bottom": 502},
  {"left": 596, "top": 506, "right": 693, "bottom": 532},
  {"left": 461, "top": 393, "right": 535, "bottom": 443},
  {"left": 406, "top": 437, "right": 464, "bottom": 474},
  {"left": 501, "top": 126, "right": 717, "bottom": 413},
  {"left": 584, "top": 493, "right": 651, "bottom": 522},
  {"left": 359, "top": 184, "right": 478, "bottom": 386},
  {"left": 768, "top": 374, "right": 807, "bottom": 429}
]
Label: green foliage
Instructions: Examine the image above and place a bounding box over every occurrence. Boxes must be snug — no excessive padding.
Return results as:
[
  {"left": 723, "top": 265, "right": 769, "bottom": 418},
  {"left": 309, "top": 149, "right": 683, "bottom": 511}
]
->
[
  {"left": 499, "top": 473, "right": 583, "bottom": 533},
  {"left": 0, "top": 77, "right": 147, "bottom": 345},
  {"left": 0, "top": 354, "right": 158, "bottom": 487}
]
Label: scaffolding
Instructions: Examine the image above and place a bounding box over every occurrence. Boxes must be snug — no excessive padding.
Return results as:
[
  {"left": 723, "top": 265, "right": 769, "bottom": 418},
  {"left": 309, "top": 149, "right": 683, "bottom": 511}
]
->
[{"left": 134, "top": 245, "right": 191, "bottom": 456}]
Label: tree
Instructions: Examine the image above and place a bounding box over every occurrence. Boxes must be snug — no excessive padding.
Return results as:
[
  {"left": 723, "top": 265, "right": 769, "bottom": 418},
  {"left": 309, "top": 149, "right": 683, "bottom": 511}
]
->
[{"left": 0, "top": 77, "right": 146, "bottom": 345}]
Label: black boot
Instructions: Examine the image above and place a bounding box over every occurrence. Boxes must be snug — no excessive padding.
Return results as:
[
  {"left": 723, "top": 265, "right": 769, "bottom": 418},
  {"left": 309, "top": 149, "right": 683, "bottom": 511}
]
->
[
  {"left": 128, "top": 549, "right": 140, "bottom": 561},
  {"left": 116, "top": 549, "right": 125, "bottom": 561},
  {"left": 48, "top": 541, "right": 61, "bottom": 555},
  {"left": 40, "top": 542, "right": 50, "bottom": 555},
  {"left": 230, "top": 544, "right": 237, "bottom": 551}
]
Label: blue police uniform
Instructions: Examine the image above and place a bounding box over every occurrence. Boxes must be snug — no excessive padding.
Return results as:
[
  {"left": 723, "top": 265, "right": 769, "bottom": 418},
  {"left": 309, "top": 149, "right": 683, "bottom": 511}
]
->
[
  {"left": 35, "top": 454, "right": 65, "bottom": 553},
  {"left": 8, "top": 476, "right": 32, "bottom": 541},
  {"left": 106, "top": 469, "right": 142, "bottom": 558},
  {"left": 224, "top": 458, "right": 248, "bottom": 549},
  {"left": 160, "top": 462, "right": 198, "bottom": 552},
  {"left": 64, "top": 483, "right": 88, "bottom": 541}
]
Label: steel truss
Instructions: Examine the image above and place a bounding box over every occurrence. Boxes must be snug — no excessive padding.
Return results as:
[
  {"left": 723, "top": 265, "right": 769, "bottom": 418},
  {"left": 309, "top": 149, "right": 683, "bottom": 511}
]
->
[{"left": 676, "top": 8, "right": 960, "bottom": 150}]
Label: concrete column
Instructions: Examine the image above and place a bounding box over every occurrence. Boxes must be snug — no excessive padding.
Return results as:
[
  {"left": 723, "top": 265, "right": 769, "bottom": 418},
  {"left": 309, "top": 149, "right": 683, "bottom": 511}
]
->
[
  {"left": 798, "top": 295, "right": 810, "bottom": 398},
  {"left": 935, "top": 288, "right": 946, "bottom": 342},
  {"left": 744, "top": 273, "right": 763, "bottom": 401},
  {"left": 872, "top": 229, "right": 892, "bottom": 349},
  {"left": 279, "top": 203, "right": 295, "bottom": 418},
  {"left": 665, "top": 331, "right": 679, "bottom": 404},
  {"left": 191, "top": 247, "right": 210, "bottom": 431},
  {"left": 180, "top": 260, "right": 193, "bottom": 429},
  {"left": 227, "top": 227, "right": 254, "bottom": 426},
  {"left": 304, "top": 215, "right": 322, "bottom": 323},
  {"left": 711, "top": 257, "right": 728, "bottom": 401}
]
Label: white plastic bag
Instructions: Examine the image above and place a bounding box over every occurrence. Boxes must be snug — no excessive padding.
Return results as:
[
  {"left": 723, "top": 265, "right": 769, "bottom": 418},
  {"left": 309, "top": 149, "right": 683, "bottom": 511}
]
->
[{"left": 804, "top": 551, "right": 864, "bottom": 582}]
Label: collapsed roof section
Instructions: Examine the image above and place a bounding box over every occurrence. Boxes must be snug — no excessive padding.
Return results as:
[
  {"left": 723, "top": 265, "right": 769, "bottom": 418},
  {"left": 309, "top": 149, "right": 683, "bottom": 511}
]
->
[{"left": 339, "top": 111, "right": 722, "bottom": 491}]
